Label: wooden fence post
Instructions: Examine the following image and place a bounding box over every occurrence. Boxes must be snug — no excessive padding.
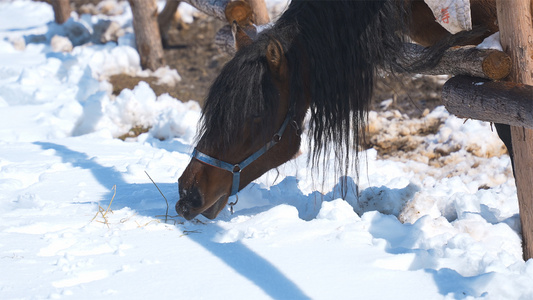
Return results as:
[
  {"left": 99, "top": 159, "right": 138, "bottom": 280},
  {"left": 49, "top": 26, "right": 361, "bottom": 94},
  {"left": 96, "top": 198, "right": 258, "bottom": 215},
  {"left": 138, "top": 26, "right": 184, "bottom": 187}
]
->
[
  {"left": 496, "top": 0, "right": 533, "bottom": 261},
  {"left": 128, "top": 0, "right": 166, "bottom": 70}
]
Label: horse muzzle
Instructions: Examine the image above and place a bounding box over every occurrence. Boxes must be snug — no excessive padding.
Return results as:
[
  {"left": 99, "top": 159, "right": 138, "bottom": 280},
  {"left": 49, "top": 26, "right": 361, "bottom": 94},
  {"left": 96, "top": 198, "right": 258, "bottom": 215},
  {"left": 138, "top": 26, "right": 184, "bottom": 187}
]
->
[
  {"left": 176, "top": 185, "right": 230, "bottom": 220},
  {"left": 176, "top": 186, "right": 204, "bottom": 220}
]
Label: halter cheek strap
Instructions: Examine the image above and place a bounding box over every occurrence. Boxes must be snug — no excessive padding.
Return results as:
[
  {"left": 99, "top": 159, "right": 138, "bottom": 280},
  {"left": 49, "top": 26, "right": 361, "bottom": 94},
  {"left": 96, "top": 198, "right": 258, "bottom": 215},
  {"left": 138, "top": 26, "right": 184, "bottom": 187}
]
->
[{"left": 192, "top": 114, "right": 292, "bottom": 197}]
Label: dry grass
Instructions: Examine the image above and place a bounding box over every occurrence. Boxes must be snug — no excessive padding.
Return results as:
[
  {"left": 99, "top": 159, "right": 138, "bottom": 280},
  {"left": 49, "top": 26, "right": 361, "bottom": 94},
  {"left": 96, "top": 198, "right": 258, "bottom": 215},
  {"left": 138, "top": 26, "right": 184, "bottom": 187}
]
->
[{"left": 91, "top": 185, "right": 116, "bottom": 228}]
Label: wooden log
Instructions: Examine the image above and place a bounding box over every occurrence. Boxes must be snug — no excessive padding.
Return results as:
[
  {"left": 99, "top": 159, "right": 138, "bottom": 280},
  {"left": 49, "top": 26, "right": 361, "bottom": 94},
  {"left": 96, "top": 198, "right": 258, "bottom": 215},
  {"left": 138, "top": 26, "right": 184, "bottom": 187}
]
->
[
  {"left": 128, "top": 0, "right": 166, "bottom": 70},
  {"left": 225, "top": 1, "right": 254, "bottom": 26},
  {"left": 392, "top": 44, "right": 512, "bottom": 80},
  {"left": 185, "top": 0, "right": 509, "bottom": 80},
  {"left": 183, "top": 0, "right": 510, "bottom": 79},
  {"left": 216, "top": 1, "right": 265, "bottom": 55},
  {"left": 212, "top": 28, "right": 511, "bottom": 79},
  {"left": 51, "top": 0, "right": 71, "bottom": 24},
  {"left": 215, "top": 24, "right": 236, "bottom": 55},
  {"left": 442, "top": 75, "right": 533, "bottom": 129},
  {"left": 496, "top": 0, "right": 533, "bottom": 261},
  {"left": 182, "top": 0, "right": 269, "bottom": 24},
  {"left": 182, "top": 0, "right": 230, "bottom": 20}
]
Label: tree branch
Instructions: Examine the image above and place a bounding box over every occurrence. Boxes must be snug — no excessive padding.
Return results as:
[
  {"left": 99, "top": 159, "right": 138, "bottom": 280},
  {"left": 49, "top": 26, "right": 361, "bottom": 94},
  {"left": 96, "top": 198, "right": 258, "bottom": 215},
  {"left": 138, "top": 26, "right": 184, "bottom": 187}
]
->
[{"left": 181, "top": 0, "right": 230, "bottom": 20}]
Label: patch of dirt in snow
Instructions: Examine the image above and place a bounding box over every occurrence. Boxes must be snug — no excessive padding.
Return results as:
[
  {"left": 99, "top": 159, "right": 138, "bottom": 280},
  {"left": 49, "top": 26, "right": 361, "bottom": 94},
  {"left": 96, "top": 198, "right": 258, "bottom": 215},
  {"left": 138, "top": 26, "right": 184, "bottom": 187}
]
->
[{"left": 366, "top": 109, "right": 508, "bottom": 168}]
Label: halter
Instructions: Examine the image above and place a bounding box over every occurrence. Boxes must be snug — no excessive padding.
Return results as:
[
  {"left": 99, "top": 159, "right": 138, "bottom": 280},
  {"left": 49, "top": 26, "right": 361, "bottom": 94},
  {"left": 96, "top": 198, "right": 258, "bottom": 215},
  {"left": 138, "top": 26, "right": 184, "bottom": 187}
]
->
[{"left": 192, "top": 113, "right": 295, "bottom": 197}]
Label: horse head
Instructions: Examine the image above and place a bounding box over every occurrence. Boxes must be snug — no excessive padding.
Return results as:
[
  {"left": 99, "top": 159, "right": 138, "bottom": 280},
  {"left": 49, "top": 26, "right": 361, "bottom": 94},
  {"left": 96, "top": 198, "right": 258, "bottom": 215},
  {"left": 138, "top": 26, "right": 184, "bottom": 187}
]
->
[{"left": 176, "top": 23, "right": 305, "bottom": 220}]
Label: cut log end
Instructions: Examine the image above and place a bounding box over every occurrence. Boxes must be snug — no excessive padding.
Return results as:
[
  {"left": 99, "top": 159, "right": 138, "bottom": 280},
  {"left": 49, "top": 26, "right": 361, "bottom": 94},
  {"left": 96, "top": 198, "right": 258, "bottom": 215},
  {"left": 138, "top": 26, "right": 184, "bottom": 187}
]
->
[
  {"left": 225, "top": 1, "right": 254, "bottom": 26},
  {"left": 389, "top": 44, "right": 512, "bottom": 80},
  {"left": 482, "top": 51, "right": 512, "bottom": 80}
]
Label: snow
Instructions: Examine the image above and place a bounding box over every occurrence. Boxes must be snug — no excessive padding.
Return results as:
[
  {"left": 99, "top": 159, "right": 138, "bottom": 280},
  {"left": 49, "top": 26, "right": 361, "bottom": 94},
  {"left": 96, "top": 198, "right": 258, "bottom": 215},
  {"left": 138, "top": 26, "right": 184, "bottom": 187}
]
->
[
  {"left": 477, "top": 32, "right": 503, "bottom": 52},
  {"left": 1, "top": 1, "right": 531, "bottom": 299}
]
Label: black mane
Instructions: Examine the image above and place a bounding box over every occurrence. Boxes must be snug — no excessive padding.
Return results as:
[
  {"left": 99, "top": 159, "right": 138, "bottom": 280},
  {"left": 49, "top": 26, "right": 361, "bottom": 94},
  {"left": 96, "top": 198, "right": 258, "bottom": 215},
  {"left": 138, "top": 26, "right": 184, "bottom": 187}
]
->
[
  {"left": 281, "top": 0, "right": 408, "bottom": 176},
  {"left": 199, "top": 0, "right": 470, "bottom": 176},
  {"left": 198, "top": 36, "right": 280, "bottom": 153}
]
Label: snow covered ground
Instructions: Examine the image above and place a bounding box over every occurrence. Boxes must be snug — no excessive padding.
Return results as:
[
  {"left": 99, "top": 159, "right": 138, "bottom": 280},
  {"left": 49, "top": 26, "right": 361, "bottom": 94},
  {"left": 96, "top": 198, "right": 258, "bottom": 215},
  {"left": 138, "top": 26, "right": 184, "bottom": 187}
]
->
[{"left": 1, "top": 1, "right": 532, "bottom": 299}]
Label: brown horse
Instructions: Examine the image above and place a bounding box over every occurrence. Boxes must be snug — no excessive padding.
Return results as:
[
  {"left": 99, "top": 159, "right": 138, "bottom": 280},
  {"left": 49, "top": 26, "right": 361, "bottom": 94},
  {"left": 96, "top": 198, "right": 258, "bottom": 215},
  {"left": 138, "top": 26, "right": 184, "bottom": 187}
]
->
[{"left": 176, "top": 0, "right": 500, "bottom": 220}]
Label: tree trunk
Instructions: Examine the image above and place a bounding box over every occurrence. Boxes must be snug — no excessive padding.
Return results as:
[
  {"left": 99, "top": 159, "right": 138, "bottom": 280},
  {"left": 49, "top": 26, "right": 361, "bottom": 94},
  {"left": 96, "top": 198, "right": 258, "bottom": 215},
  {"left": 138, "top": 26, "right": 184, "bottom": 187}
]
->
[
  {"left": 496, "top": 0, "right": 533, "bottom": 261},
  {"left": 51, "top": 0, "right": 71, "bottom": 24},
  {"left": 158, "top": 0, "right": 181, "bottom": 47},
  {"left": 442, "top": 75, "right": 533, "bottom": 129},
  {"left": 128, "top": 0, "right": 166, "bottom": 70}
]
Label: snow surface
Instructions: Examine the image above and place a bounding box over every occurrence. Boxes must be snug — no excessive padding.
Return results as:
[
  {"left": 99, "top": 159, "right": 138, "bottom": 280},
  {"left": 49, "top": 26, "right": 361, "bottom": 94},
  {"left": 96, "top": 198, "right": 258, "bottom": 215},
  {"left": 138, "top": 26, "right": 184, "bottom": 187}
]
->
[{"left": 1, "top": 1, "right": 532, "bottom": 299}]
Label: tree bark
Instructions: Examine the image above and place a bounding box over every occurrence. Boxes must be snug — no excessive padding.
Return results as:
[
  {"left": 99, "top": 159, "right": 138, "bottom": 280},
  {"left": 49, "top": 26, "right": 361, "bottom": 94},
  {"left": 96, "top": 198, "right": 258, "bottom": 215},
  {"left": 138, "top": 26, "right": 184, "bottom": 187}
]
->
[
  {"left": 390, "top": 44, "right": 512, "bottom": 80},
  {"left": 51, "top": 0, "right": 71, "bottom": 24},
  {"left": 182, "top": 0, "right": 230, "bottom": 20},
  {"left": 158, "top": 0, "right": 181, "bottom": 47},
  {"left": 496, "top": 0, "right": 533, "bottom": 261},
  {"left": 442, "top": 75, "right": 533, "bottom": 129},
  {"left": 215, "top": 24, "right": 236, "bottom": 55},
  {"left": 128, "top": 0, "right": 166, "bottom": 70}
]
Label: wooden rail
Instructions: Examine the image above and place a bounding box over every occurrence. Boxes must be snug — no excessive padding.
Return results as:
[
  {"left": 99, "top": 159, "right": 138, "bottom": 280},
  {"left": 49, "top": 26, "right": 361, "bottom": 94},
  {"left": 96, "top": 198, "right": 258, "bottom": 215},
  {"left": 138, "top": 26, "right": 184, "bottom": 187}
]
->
[{"left": 443, "top": 76, "right": 533, "bottom": 129}]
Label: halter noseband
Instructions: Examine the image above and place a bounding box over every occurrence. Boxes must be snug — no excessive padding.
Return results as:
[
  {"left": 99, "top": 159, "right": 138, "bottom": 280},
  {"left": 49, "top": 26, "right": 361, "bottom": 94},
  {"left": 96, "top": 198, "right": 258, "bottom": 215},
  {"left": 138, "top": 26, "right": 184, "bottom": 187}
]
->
[{"left": 192, "top": 113, "right": 294, "bottom": 197}]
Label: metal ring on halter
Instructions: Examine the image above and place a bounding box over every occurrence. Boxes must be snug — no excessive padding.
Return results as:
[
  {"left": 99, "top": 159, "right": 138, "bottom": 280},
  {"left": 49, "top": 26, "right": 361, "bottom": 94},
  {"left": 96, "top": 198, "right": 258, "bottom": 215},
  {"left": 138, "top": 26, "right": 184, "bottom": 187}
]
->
[
  {"left": 291, "top": 119, "right": 302, "bottom": 135},
  {"left": 229, "top": 195, "right": 239, "bottom": 214}
]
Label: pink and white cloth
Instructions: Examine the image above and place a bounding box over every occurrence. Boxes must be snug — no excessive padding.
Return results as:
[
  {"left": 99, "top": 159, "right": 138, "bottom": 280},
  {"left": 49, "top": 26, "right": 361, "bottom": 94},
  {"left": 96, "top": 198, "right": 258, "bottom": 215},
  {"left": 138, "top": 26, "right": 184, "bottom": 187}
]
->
[{"left": 424, "top": 0, "right": 472, "bottom": 34}]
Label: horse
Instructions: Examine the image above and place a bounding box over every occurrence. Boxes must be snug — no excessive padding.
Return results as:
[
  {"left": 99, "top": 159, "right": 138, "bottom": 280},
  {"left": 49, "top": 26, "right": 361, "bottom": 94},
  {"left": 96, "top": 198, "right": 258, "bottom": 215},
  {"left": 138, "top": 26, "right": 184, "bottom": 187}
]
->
[{"left": 176, "top": 0, "right": 502, "bottom": 220}]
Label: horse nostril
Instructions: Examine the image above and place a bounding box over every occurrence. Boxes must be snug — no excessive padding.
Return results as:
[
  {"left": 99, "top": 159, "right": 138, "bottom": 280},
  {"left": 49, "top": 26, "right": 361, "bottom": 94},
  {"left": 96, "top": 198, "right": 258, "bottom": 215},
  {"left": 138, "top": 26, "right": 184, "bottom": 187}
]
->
[
  {"left": 176, "top": 185, "right": 205, "bottom": 220},
  {"left": 188, "top": 187, "right": 203, "bottom": 208},
  {"left": 176, "top": 201, "right": 189, "bottom": 215},
  {"left": 177, "top": 186, "right": 203, "bottom": 209}
]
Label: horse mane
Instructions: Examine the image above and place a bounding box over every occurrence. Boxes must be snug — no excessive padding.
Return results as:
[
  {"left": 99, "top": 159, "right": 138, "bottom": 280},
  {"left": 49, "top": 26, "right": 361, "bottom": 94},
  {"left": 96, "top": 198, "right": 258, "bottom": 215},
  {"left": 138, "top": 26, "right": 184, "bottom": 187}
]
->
[
  {"left": 276, "top": 0, "right": 426, "bottom": 178},
  {"left": 277, "top": 0, "right": 481, "bottom": 177},
  {"left": 197, "top": 35, "right": 280, "bottom": 153},
  {"left": 199, "top": 0, "right": 483, "bottom": 179}
]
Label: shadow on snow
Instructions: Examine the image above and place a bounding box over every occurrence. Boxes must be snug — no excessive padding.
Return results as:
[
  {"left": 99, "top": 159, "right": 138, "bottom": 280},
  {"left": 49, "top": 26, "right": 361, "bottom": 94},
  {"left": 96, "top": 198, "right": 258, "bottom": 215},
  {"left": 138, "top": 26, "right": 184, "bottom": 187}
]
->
[
  {"left": 36, "top": 141, "right": 495, "bottom": 299},
  {"left": 34, "top": 141, "right": 311, "bottom": 299}
]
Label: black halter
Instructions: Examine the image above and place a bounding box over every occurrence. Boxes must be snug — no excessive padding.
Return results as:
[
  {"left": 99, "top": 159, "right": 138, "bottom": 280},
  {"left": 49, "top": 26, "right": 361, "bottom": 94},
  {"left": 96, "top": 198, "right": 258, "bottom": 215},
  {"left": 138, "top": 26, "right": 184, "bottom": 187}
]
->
[{"left": 192, "top": 113, "right": 296, "bottom": 197}]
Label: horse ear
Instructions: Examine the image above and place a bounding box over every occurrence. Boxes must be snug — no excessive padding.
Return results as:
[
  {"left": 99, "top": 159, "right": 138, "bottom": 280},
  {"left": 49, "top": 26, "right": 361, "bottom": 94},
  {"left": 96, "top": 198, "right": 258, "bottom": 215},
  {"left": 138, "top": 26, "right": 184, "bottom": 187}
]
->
[
  {"left": 266, "top": 39, "right": 285, "bottom": 78},
  {"left": 231, "top": 21, "right": 254, "bottom": 51}
]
